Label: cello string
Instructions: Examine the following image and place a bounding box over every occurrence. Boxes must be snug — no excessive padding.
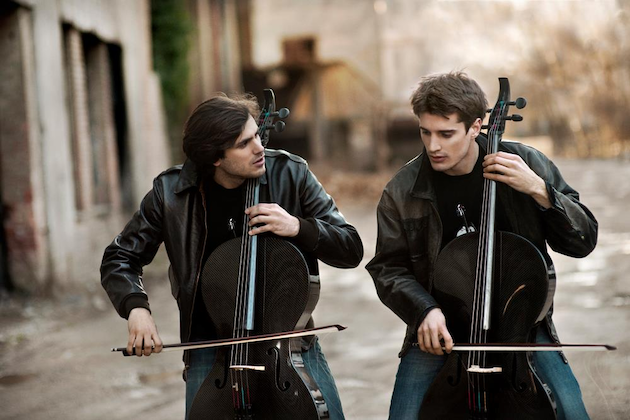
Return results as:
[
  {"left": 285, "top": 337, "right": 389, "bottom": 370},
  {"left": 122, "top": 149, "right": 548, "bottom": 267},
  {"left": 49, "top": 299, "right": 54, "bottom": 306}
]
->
[
  {"left": 467, "top": 130, "right": 488, "bottom": 412},
  {"left": 480, "top": 105, "right": 502, "bottom": 404},
  {"left": 484, "top": 100, "right": 509, "bottom": 414},
  {"left": 232, "top": 177, "right": 253, "bottom": 409},
  {"left": 230, "top": 179, "right": 249, "bottom": 408},
  {"left": 475, "top": 127, "right": 493, "bottom": 411},
  {"left": 242, "top": 172, "right": 262, "bottom": 406},
  {"left": 231, "top": 154, "right": 260, "bottom": 409},
  {"left": 469, "top": 115, "right": 489, "bottom": 410},
  {"left": 240, "top": 111, "right": 271, "bottom": 411},
  {"left": 471, "top": 99, "right": 506, "bottom": 413}
]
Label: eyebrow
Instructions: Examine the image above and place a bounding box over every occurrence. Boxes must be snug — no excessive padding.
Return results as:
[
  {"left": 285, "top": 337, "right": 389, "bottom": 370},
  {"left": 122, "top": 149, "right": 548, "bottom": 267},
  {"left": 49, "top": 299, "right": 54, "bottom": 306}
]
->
[
  {"left": 419, "top": 126, "right": 457, "bottom": 134},
  {"left": 235, "top": 133, "right": 257, "bottom": 147}
]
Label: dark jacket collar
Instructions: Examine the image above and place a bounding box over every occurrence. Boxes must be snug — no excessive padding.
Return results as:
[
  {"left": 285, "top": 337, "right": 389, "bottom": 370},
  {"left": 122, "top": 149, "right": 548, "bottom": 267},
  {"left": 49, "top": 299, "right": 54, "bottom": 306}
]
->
[{"left": 174, "top": 158, "right": 269, "bottom": 194}]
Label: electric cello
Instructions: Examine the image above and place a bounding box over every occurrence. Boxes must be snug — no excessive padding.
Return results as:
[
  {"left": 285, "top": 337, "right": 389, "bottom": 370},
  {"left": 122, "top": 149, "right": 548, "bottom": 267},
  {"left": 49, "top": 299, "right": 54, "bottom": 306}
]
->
[
  {"left": 185, "top": 89, "right": 332, "bottom": 419},
  {"left": 419, "top": 78, "right": 561, "bottom": 419}
]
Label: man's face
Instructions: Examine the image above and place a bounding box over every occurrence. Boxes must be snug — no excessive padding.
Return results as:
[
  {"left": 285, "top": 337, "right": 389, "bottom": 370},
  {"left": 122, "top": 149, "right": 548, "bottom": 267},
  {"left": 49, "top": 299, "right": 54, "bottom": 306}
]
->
[
  {"left": 418, "top": 112, "right": 481, "bottom": 176},
  {"left": 213, "top": 115, "right": 265, "bottom": 188}
]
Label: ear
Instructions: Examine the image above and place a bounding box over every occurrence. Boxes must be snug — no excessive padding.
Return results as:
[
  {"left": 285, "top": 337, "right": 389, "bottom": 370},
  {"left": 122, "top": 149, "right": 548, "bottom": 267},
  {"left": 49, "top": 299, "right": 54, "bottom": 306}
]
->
[
  {"left": 469, "top": 117, "right": 482, "bottom": 138},
  {"left": 213, "top": 158, "right": 222, "bottom": 168}
]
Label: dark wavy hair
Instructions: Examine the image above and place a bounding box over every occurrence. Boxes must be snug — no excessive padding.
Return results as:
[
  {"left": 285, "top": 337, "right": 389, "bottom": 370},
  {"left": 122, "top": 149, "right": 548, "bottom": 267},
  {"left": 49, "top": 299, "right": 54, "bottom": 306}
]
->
[
  {"left": 410, "top": 71, "right": 487, "bottom": 131},
  {"left": 182, "top": 93, "right": 260, "bottom": 174}
]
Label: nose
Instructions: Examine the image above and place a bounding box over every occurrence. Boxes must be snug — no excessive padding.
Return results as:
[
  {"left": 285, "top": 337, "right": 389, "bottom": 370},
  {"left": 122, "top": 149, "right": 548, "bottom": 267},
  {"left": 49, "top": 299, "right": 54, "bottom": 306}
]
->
[
  {"left": 252, "top": 134, "right": 264, "bottom": 153},
  {"left": 424, "top": 134, "right": 441, "bottom": 153}
]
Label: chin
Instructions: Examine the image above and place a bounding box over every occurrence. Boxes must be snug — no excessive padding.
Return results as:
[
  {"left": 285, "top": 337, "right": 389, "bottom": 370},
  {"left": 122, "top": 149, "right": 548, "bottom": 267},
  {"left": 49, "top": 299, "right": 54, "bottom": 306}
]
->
[
  {"left": 430, "top": 162, "right": 450, "bottom": 172},
  {"left": 251, "top": 167, "right": 266, "bottom": 178}
]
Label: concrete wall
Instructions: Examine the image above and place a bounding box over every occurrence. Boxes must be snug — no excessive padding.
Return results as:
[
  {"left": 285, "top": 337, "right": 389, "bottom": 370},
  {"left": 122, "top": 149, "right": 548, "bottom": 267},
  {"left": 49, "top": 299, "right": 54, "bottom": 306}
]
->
[{"left": 0, "top": 0, "right": 169, "bottom": 293}]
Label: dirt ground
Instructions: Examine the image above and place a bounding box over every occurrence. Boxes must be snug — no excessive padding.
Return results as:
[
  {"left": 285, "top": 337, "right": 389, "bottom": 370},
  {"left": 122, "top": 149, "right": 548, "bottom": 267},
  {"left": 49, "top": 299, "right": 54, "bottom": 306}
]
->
[{"left": 1, "top": 158, "right": 629, "bottom": 420}]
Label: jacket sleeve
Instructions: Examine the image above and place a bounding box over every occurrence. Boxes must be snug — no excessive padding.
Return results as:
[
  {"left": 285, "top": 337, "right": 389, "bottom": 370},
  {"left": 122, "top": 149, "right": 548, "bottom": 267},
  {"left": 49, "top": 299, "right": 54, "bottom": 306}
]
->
[
  {"left": 296, "top": 165, "right": 364, "bottom": 269},
  {"left": 528, "top": 151, "right": 598, "bottom": 258},
  {"left": 365, "top": 191, "right": 439, "bottom": 329},
  {"left": 100, "top": 181, "right": 165, "bottom": 318}
]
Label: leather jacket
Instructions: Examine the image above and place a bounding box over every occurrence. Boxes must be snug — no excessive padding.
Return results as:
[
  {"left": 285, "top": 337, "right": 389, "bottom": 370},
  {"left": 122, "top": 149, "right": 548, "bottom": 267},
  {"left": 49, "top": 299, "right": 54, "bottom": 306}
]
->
[
  {"left": 101, "top": 149, "right": 364, "bottom": 343},
  {"left": 366, "top": 136, "right": 598, "bottom": 357}
]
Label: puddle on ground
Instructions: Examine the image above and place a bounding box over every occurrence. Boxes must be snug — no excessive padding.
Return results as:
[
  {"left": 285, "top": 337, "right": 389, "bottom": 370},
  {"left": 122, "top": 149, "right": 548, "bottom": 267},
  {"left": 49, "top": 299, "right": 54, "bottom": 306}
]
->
[
  {"left": 0, "top": 373, "right": 38, "bottom": 386},
  {"left": 138, "top": 370, "right": 181, "bottom": 385},
  {"left": 610, "top": 295, "right": 630, "bottom": 307},
  {"left": 573, "top": 294, "right": 602, "bottom": 309}
]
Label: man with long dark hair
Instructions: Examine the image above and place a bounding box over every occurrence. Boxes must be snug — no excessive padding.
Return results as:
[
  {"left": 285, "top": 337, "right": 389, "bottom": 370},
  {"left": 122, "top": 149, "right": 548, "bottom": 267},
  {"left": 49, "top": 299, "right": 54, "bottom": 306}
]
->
[{"left": 101, "top": 93, "right": 363, "bottom": 419}]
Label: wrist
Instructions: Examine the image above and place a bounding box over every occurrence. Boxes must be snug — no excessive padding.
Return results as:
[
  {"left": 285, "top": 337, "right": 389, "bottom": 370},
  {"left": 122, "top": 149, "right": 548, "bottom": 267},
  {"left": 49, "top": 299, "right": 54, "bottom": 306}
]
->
[
  {"left": 292, "top": 216, "right": 300, "bottom": 237},
  {"left": 531, "top": 178, "right": 552, "bottom": 209}
]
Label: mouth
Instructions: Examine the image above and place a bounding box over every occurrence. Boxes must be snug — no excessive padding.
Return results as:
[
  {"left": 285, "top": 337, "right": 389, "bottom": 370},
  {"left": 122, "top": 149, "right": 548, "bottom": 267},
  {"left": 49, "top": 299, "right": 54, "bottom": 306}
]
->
[
  {"left": 253, "top": 155, "right": 265, "bottom": 166},
  {"left": 429, "top": 155, "right": 446, "bottom": 163}
]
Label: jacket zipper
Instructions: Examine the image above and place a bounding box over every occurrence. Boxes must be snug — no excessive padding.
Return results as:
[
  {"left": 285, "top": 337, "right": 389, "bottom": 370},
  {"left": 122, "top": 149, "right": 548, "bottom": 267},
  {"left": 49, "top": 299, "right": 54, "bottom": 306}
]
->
[
  {"left": 427, "top": 200, "right": 442, "bottom": 294},
  {"left": 187, "top": 183, "right": 209, "bottom": 343}
]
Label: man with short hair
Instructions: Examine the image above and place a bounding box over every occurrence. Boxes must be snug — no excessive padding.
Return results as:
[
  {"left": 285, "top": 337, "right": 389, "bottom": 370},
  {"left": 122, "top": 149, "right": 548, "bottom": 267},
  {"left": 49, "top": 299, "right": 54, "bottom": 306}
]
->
[
  {"left": 366, "top": 72, "right": 597, "bottom": 419},
  {"left": 101, "top": 93, "right": 362, "bottom": 419}
]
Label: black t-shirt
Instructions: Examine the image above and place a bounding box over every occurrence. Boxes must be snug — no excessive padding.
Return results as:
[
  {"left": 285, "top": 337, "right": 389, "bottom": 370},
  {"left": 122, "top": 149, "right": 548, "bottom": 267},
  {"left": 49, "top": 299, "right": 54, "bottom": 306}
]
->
[
  {"left": 433, "top": 152, "right": 510, "bottom": 249},
  {"left": 204, "top": 180, "right": 246, "bottom": 261},
  {"left": 190, "top": 180, "right": 246, "bottom": 341}
]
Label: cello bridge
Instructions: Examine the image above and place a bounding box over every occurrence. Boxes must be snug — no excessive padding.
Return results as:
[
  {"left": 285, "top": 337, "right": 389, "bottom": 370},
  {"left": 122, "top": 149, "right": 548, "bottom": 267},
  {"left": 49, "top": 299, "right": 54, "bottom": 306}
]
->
[
  {"left": 468, "top": 365, "right": 503, "bottom": 373},
  {"left": 229, "top": 364, "right": 266, "bottom": 372}
]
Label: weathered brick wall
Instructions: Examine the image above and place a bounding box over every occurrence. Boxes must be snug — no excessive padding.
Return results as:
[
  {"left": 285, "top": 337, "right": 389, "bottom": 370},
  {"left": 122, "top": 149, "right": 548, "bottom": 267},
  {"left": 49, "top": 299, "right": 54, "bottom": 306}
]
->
[
  {"left": 0, "top": 6, "right": 48, "bottom": 292},
  {"left": 0, "top": 0, "right": 169, "bottom": 293}
]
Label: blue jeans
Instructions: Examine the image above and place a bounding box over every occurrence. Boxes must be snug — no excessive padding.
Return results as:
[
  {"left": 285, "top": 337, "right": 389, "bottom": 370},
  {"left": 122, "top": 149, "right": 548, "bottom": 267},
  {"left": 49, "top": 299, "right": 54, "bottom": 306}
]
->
[
  {"left": 389, "top": 327, "right": 589, "bottom": 419},
  {"left": 185, "top": 341, "right": 344, "bottom": 420}
]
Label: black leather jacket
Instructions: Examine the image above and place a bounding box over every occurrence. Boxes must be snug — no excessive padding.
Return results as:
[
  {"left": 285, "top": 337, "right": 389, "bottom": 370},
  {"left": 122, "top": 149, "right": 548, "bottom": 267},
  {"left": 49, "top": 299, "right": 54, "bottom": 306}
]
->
[
  {"left": 366, "top": 137, "right": 598, "bottom": 357},
  {"left": 101, "top": 149, "right": 364, "bottom": 343}
]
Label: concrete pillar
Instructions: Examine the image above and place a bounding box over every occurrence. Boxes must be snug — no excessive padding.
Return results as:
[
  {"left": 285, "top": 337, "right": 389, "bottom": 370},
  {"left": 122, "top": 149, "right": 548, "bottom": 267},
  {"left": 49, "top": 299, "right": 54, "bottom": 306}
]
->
[
  {"left": 31, "top": 0, "right": 77, "bottom": 289},
  {"left": 0, "top": 5, "right": 49, "bottom": 291}
]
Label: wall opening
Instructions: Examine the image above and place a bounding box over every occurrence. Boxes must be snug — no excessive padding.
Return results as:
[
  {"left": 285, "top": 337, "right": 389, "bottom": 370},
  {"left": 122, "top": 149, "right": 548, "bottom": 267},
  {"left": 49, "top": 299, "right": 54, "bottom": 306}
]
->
[
  {"left": 63, "top": 26, "right": 125, "bottom": 215},
  {"left": 0, "top": 1, "right": 33, "bottom": 292},
  {"left": 0, "top": 3, "right": 16, "bottom": 293},
  {"left": 108, "top": 44, "right": 131, "bottom": 211}
]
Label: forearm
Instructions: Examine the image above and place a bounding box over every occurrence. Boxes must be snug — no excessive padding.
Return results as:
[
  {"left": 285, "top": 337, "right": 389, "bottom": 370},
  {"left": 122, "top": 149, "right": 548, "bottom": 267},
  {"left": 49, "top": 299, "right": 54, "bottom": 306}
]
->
[
  {"left": 367, "top": 258, "right": 439, "bottom": 328},
  {"left": 542, "top": 184, "right": 598, "bottom": 256},
  {"left": 309, "top": 219, "right": 363, "bottom": 268}
]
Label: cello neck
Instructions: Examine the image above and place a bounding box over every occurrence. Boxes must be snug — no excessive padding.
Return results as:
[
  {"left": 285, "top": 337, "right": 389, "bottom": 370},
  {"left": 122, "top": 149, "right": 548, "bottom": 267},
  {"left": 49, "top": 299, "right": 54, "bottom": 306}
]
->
[{"left": 475, "top": 78, "right": 512, "bottom": 334}]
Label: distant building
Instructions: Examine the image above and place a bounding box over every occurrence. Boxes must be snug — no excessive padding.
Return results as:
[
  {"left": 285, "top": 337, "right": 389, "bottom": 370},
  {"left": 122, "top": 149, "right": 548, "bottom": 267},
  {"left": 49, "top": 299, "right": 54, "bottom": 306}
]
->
[
  {"left": 244, "top": 37, "right": 385, "bottom": 171},
  {"left": 0, "top": 0, "right": 170, "bottom": 294},
  {"left": 186, "top": 0, "right": 245, "bottom": 105}
]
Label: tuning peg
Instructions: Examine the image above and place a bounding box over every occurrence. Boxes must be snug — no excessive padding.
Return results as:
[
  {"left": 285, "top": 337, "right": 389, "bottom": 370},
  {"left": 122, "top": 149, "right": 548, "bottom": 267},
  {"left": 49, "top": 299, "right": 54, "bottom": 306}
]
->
[
  {"left": 509, "top": 97, "right": 527, "bottom": 109},
  {"left": 505, "top": 114, "right": 523, "bottom": 122},
  {"left": 274, "top": 121, "right": 286, "bottom": 132},
  {"left": 273, "top": 108, "right": 290, "bottom": 119}
]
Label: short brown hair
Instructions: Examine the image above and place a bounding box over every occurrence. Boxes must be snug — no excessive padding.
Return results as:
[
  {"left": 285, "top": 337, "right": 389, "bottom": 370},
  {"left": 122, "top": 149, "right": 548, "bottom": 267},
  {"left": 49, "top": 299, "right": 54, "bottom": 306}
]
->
[
  {"left": 182, "top": 93, "right": 260, "bottom": 173},
  {"left": 410, "top": 71, "right": 487, "bottom": 131}
]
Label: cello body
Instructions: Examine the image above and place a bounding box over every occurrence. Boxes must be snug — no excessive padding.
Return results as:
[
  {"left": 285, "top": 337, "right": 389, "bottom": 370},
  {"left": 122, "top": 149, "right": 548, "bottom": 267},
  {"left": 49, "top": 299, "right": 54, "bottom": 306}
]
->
[
  {"left": 188, "top": 237, "right": 328, "bottom": 419},
  {"left": 420, "top": 231, "right": 556, "bottom": 419}
]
